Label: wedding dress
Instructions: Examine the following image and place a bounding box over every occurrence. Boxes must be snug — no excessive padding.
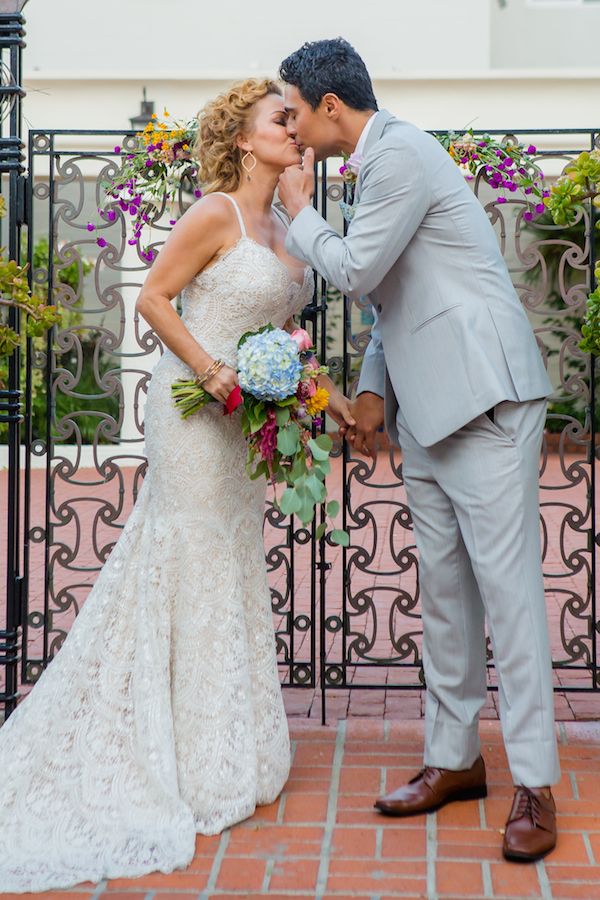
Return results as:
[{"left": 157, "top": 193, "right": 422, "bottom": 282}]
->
[{"left": 0, "top": 194, "right": 312, "bottom": 892}]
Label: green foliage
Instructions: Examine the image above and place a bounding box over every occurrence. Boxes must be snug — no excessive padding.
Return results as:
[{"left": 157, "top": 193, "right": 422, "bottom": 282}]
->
[
  {"left": 0, "top": 235, "right": 121, "bottom": 445},
  {"left": 545, "top": 150, "right": 600, "bottom": 355},
  {"left": 579, "top": 264, "right": 600, "bottom": 356}
]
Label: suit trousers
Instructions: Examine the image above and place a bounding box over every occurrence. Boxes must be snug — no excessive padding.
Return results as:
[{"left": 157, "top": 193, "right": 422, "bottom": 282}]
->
[{"left": 395, "top": 398, "right": 560, "bottom": 787}]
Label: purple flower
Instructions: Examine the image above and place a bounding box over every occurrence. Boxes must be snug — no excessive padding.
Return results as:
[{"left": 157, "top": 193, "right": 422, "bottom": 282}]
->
[
  {"left": 114, "top": 145, "right": 121, "bottom": 154},
  {"left": 145, "top": 160, "right": 154, "bottom": 168},
  {"left": 194, "top": 189, "right": 202, "bottom": 198},
  {"left": 543, "top": 190, "right": 550, "bottom": 198},
  {"left": 523, "top": 211, "right": 534, "bottom": 222},
  {"left": 96, "top": 237, "right": 107, "bottom": 248},
  {"left": 169, "top": 219, "right": 176, "bottom": 225},
  {"left": 478, "top": 141, "right": 487, "bottom": 148},
  {"left": 535, "top": 202, "right": 545, "bottom": 214},
  {"left": 106, "top": 209, "right": 116, "bottom": 222},
  {"left": 86, "top": 223, "right": 95, "bottom": 232},
  {"left": 495, "top": 149, "right": 504, "bottom": 158},
  {"left": 129, "top": 204, "right": 137, "bottom": 215},
  {"left": 496, "top": 196, "right": 508, "bottom": 204},
  {"left": 119, "top": 199, "right": 129, "bottom": 211},
  {"left": 128, "top": 238, "right": 137, "bottom": 245},
  {"left": 498, "top": 162, "right": 506, "bottom": 171},
  {"left": 524, "top": 187, "right": 533, "bottom": 195},
  {"left": 147, "top": 144, "right": 155, "bottom": 152},
  {"left": 526, "top": 145, "right": 537, "bottom": 154}
]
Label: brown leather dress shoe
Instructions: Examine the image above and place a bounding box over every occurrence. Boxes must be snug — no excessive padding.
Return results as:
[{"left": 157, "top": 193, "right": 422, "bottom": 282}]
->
[
  {"left": 503, "top": 786, "right": 557, "bottom": 861},
  {"left": 374, "top": 755, "right": 487, "bottom": 816}
]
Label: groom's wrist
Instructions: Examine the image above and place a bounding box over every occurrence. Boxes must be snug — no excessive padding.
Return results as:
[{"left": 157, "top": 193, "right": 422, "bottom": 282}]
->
[{"left": 286, "top": 196, "right": 312, "bottom": 219}]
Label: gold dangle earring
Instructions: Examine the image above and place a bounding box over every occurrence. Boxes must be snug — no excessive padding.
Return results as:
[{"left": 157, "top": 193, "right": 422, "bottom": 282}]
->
[{"left": 241, "top": 150, "right": 257, "bottom": 181}]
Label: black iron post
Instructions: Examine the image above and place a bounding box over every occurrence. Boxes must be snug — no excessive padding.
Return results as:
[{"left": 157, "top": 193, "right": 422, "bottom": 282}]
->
[{"left": 0, "top": 0, "right": 27, "bottom": 719}]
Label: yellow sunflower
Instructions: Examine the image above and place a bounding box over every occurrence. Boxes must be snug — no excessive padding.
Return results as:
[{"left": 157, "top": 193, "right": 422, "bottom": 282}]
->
[{"left": 305, "top": 387, "right": 329, "bottom": 417}]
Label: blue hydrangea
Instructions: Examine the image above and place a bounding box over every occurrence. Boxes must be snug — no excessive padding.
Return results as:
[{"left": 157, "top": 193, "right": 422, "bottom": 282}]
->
[{"left": 238, "top": 328, "right": 302, "bottom": 400}]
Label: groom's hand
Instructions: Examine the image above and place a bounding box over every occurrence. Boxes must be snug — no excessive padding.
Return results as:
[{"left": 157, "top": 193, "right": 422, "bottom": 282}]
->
[
  {"left": 346, "top": 392, "right": 385, "bottom": 458},
  {"left": 278, "top": 148, "right": 315, "bottom": 219}
]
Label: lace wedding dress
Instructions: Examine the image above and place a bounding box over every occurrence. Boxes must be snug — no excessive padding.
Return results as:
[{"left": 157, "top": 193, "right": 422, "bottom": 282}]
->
[{"left": 0, "top": 194, "right": 312, "bottom": 893}]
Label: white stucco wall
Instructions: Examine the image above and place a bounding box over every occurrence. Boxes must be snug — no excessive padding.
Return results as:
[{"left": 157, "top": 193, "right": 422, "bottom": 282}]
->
[
  {"left": 24, "top": 0, "right": 490, "bottom": 79},
  {"left": 491, "top": 0, "right": 600, "bottom": 69}
]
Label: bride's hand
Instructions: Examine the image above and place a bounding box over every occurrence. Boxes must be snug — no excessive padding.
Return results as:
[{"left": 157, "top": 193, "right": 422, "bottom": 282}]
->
[
  {"left": 203, "top": 364, "right": 239, "bottom": 404},
  {"left": 327, "top": 389, "right": 356, "bottom": 433}
]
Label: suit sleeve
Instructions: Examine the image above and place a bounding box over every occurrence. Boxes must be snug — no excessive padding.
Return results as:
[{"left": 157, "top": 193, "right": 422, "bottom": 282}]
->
[
  {"left": 285, "top": 143, "right": 430, "bottom": 302},
  {"left": 356, "top": 304, "right": 386, "bottom": 398}
]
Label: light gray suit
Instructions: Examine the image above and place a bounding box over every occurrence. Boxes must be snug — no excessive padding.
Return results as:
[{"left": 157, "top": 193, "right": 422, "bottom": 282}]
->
[{"left": 286, "top": 110, "right": 560, "bottom": 786}]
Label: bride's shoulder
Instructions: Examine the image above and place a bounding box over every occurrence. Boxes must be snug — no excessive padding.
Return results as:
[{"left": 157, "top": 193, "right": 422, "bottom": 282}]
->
[{"left": 181, "top": 192, "right": 235, "bottom": 228}]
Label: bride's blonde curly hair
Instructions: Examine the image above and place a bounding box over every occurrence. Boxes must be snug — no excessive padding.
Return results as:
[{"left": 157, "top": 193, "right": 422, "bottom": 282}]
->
[{"left": 195, "top": 78, "right": 282, "bottom": 194}]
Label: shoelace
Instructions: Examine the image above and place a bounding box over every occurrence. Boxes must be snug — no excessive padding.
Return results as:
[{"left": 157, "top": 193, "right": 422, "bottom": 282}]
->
[{"left": 513, "top": 786, "right": 544, "bottom": 827}]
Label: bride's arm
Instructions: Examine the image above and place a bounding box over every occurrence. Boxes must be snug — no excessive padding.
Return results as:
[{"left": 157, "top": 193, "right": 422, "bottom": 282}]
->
[{"left": 136, "top": 195, "right": 237, "bottom": 402}]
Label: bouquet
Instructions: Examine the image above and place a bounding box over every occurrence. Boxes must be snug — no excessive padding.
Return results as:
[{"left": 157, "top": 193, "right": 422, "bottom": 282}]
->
[
  {"left": 171, "top": 325, "right": 349, "bottom": 546},
  {"left": 91, "top": 110, "right": 200, "bottom": 263}
]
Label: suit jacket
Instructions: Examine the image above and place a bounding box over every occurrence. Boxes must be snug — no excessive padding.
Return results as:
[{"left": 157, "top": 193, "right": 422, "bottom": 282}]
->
[{"left": 285, "top": 109, "right": 552, "bottom": 447}]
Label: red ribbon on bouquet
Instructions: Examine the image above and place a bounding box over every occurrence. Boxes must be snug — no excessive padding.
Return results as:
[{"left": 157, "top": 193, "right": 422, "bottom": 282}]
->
[{"left": 223, "top": 385, "right": 244, "bottom": 416}]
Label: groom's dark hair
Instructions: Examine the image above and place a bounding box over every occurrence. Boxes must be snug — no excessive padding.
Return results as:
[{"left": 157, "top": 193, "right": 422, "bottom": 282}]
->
[{"left": 279, "top": 38, "right": 378, "bottom": 113}]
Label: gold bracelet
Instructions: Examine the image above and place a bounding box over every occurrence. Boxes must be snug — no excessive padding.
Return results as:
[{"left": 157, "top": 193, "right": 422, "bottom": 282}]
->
[{"left": 194, "top": 358, "right": 224, "bottom": 388}]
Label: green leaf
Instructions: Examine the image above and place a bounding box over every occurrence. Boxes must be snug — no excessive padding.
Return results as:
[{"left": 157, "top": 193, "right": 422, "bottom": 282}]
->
[
  {"left": 297, "top": 495, "right": 317, "bottom": 525},
  {"left": 280, "top": 487, "right": 302, "bottom": 515},
  {"left": 331, "top": 529, "right": 350, "bottom": 547},
  {"left": 248, "top": 459, "right": 268, "bottom": 480},
  {"left": 248, "top": 406, "right": 268, "bottom": 434},
  {"left": 312, "top": 458, "right": 331, "bottom": 477},
  {"left": 308, "top": 437, "right": 330, "bottom": 461},
  {"left": 275, "top": 406, "right": 290, "bottom": 427},
  {"left": 315, "top": 522, "right": 327, "bottom": 540},
  {"left": 306, "top": 473, "right": 326, "bottom": 502},
  {"left": 277, "top": 422, "right": 300, "bottom": 456},
  {"left": 314, "top": 433, "right": 333, "bottom": 452},
  {"left": 326, "top": 500, "right": 340, "bottom": 518}
]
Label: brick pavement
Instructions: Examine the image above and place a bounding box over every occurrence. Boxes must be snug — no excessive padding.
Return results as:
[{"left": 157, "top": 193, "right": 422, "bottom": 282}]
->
[
  {"left": 1, "top": 447, "right": 599, "bottom": 897},
  {"left": 2, "top": 718, "right": 600, "bottom": 900}
]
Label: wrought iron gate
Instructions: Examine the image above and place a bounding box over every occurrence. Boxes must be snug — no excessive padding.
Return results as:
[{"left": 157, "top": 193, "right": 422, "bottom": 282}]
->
[{"left": 2, "top": 119, "right": 599, "bottom": 720}]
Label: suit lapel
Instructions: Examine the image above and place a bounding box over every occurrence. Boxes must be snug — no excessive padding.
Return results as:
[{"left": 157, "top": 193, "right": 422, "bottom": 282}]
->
[{"left": 355, "top": 109, "right": 393, "bottom": 203}]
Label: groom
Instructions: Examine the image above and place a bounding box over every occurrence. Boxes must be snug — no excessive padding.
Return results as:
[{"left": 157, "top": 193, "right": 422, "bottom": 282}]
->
[{"left": 277, "top": 38, "right": 560, "bottom": 861}]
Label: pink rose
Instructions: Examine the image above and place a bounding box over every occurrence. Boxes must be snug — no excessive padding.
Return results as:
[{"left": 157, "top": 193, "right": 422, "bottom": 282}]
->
[
  {"left": 346, "top": 152, "right": 363, "bottom": 176},
  {"left": 290, "top": 328, "right": 313, "bottom": 352}
]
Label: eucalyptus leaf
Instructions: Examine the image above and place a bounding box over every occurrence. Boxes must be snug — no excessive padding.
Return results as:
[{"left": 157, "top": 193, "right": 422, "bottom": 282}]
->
[
  {"left": 275, "top": 406, "right": 290, "bottom": 427},
  {"left": 326, "top": 500, "right": 340, "bottom": 518},
  {"left": 277, "top": 422, "right": 300, "bottom": 456},
  {"left": 306, "top": 474, "right": 326, "bottom": 502},
  {"left": 280, "top": 487, "right": 302, "bottom": 515},
  {"left": 331, "top": 529, "right": 350, "bottom": 547},
  {"left": 315, "top": 522, "right": 327, "bottom": 540},
  {"left": 308, "top": 437, "right": 330, "bottom": 461}
]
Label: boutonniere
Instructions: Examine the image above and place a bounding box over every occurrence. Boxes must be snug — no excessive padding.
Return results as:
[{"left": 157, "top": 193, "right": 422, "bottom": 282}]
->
[{"left": 339, "top": 151, "right": 363, "bottom": 224}]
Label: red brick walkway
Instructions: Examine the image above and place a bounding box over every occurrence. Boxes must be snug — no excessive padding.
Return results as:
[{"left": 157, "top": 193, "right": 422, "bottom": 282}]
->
[{"left": 2, "top": 719, "right": 599, "bottom": 900}]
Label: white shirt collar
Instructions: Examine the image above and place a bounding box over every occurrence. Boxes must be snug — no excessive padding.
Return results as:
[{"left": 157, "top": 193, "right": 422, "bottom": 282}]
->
[{"left": 354, "top": 112, "right": 377, "bottom": 158}]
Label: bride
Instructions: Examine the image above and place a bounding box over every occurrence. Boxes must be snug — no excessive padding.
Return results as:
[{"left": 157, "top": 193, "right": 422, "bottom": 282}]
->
[{"left": 0, "top": 78, "right": 353, "bottom": 892}]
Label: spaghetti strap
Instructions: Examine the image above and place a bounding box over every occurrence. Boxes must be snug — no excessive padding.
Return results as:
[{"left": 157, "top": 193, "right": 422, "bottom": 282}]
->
[{"left": 213, "top": 192, "right": 247, "bottom": 238}]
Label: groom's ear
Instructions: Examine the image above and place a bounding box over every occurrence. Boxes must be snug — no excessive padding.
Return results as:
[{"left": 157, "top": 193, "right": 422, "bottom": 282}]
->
[{"left": 321, "top": 93, "right": 342, "bottom": 121}]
